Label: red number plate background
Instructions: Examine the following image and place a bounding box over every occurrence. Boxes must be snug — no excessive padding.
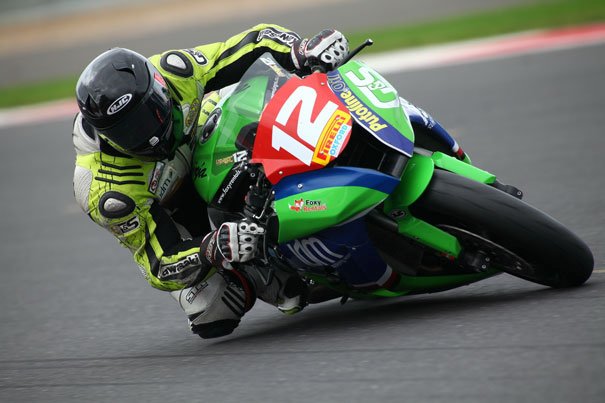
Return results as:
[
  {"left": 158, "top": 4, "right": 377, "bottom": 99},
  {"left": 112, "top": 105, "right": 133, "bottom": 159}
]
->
[{"left": 252, "top": 74, "right": 353, "bottom": 184}]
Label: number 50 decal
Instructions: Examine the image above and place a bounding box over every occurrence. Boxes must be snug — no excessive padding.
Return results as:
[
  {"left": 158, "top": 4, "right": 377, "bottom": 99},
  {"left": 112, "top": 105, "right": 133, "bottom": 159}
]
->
[{"left": 253, "top": 74, "right": 352, "bottom": 184}]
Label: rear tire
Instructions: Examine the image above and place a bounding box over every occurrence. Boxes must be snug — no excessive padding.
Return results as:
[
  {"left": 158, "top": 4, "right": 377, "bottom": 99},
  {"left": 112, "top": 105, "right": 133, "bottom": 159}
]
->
[{"left": 410, "top": 170, "right": 594, "bottom": 288}]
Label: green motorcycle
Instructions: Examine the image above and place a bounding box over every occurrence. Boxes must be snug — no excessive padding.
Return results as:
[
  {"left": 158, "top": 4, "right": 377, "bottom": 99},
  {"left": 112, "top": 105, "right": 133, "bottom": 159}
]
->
[{"left": 192, "top": 46, "right": 593, "bottom": 303}]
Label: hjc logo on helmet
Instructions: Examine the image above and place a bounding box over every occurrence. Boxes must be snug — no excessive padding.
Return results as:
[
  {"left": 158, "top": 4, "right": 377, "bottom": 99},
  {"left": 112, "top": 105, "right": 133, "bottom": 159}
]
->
[{"left": 107, "top": 93, "right": 133, "bottom": 115}]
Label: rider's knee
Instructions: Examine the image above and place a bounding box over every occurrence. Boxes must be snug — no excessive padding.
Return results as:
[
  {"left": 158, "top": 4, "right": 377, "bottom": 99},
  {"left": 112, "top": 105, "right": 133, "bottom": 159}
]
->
[{"left": 171, "top": 270, "right": 255, "bottom": 339}]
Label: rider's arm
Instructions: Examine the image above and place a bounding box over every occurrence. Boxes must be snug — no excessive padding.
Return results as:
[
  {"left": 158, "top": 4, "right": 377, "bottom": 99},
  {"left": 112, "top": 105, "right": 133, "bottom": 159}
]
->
[
  {"left": 126, "top": 201, "right": 213, "bottom": 291},
  {"left": 197, "top": 23, "right": 301, "bottom": 91},
  {"left": 145, "top": 24, "right": 301, "bottom": 138},
  {"left": 400, "top": 98, "right": 472, "bottom": 164},
  {"left": 149, "top": 23, "right": 301, "bottom": 93},
  {"left": 72, "top": 114, "right": 213, "bottom": 291},
  {"left": 147, "top": 24, "right": 347, "bottom": 139}
]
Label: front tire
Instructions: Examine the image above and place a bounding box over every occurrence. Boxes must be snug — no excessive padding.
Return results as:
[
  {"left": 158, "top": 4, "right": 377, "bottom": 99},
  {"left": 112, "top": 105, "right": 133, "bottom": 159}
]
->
[{"left": 410, "top": 170, "right": 594, "bottom": 288}]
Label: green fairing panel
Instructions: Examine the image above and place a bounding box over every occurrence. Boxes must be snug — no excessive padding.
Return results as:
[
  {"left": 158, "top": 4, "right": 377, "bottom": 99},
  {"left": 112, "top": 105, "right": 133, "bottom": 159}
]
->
[
  {"left": 382, "top": 152, "right": 499, "bottom": 256},
  {"left": 383, "top": 152, "right": 495, "bottom": 257},
  {"left": 275, "top": 186, "right": 388, "bottom": 243},
  {"left": 192, "top": 76, "right": 268, "bottom": 203},
  {"left": 304, "top": 269, "right": 500, "bottom": 299},
  {"left": 384, "top": 153, "right": 435, "bottom": 210},
  {"left": 431, "top": 152, "right": 496, "bottom": 184},
  {"left": 384, "top": 152, "right": 497, "bottom": 212}
]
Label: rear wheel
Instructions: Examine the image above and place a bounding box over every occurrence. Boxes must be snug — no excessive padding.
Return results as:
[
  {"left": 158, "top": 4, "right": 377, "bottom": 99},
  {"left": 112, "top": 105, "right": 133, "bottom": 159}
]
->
[{"left": 409, "top": 170, "right": 594, "bottom": 288}]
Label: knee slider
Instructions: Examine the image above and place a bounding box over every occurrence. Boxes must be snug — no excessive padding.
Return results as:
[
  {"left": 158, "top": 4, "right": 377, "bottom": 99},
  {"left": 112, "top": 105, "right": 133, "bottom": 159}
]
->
[
  {"left": 171, "top": 271, "right": 255, "bottom": 338},
  {"left": 191, "top": 319, "right": 240, "bottom": 339}
]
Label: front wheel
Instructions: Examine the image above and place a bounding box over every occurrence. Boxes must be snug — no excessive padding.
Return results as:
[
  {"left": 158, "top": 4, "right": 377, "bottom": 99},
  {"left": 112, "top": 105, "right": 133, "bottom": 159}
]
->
[{"left": 410, "top": 170, "right": 594, "bottom": 288}]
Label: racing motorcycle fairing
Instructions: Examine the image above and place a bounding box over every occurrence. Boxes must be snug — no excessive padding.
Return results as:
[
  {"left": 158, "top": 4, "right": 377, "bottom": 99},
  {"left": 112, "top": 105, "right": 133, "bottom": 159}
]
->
[
  {"left": 273, "top": 166, "right": 400, "bottom": 243},
  {"left": 191, "top": 51, "right": 593, "bottom": 300},
  {"left": 383, "top": 152, "right": 499, "bottom": 257},
  {"left": 278, "top": 218, "right": 394, "bottom": 290},
  {"left": 328, "top": 61, "right": 414, "bottom": 157},
  {"left": 252, "top": 72, "right": 354, "bottom": 184},
  {"left": 193, "top": 55, "right": 294, "bottom": 203}
]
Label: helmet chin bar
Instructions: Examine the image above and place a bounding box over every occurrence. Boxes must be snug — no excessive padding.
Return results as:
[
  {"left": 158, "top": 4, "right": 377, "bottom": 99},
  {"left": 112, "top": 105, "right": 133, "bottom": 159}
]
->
[
  {"left": 97, "top": 113, "right": 177, "bottom": 161},
  {"left": 98, "top": 130, "right": 174, "bottom": 162}
]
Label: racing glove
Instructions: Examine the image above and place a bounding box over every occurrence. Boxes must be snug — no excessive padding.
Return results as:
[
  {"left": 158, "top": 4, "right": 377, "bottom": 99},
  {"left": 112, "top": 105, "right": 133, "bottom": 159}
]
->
[
  {"left": 291, "top": 29, "right": 349, "bottom": 73},
  {"left": 200, "top": 219, "right": 265, "bottom": 269}
]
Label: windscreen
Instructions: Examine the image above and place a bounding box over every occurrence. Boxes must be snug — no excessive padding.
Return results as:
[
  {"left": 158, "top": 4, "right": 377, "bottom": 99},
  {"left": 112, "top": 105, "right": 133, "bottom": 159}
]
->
[{"left": 215, "top": 54, "right": 293, "bottom": 150}]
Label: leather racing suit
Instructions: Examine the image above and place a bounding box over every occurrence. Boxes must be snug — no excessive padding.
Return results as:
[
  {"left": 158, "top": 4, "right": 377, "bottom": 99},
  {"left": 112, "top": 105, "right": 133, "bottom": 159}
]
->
[{"left": 72, "top": 24, "right": 308, "bottom": 337}]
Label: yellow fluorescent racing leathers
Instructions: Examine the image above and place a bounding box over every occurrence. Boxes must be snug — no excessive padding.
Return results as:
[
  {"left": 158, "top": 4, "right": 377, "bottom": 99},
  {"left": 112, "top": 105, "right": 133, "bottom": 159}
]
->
[{"left": 72, "top": 24, "right": 301, "bottom": 291}]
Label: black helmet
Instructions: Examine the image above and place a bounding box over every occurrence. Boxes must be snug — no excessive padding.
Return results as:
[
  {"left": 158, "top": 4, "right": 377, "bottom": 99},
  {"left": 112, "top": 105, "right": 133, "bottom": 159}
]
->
[{"left": 76, "top": 48, "right": 174, "bottom": 160}]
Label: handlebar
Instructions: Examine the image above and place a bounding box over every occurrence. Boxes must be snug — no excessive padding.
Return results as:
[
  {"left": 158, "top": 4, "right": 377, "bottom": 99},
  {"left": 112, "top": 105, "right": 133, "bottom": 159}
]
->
[{"left": 311, "top": 38, "right": 374, "bottom": 73}]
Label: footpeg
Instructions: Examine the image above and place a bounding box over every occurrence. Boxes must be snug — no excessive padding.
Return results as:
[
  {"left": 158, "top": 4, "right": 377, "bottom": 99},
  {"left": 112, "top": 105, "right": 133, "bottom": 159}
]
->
[
  {"left": 438, "top": 225, "right": 535, "bottom": 276},
  {"left": 460, "top": 249, "right": 491, "bottom": 272}
]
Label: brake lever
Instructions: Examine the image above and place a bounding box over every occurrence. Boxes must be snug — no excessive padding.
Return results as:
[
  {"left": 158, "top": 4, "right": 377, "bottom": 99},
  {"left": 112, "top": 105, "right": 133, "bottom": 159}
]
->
[{"left": 335, "top": 38, "right": 374, "bottom": 69}]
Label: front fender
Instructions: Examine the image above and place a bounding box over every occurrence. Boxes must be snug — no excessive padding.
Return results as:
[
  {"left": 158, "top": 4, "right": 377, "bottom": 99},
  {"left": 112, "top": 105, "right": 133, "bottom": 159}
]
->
[
  {"left": 384, "top": 153, "right": 435, "bottom": 212},
  {"left": 385, "top": 152, "right": 498, "bottom": 214},
  {"left": 382, "top": 152, "right": 498, "bottom": 257}
]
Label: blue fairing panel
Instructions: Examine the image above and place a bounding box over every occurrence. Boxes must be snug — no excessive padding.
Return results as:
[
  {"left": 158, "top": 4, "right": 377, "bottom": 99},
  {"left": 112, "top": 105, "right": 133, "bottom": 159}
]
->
[
  {"left": 274, "top": 166, "right": 400, "bottom": 201},
  {"left": 279, "top": 218, "right": 390, "bottom": 287}
]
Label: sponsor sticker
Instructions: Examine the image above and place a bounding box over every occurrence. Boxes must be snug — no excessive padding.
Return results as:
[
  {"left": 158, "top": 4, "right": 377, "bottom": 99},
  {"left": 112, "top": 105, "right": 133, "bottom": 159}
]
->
[
  {"left": 185, "top": 98, "right": 201, "bottom": 129},
  {"left": 288, "top": 198, "right": 304, "bottom": 212},
  {"left": 257, "top": 27, "right": 298, "bottom": 46},
  {"left": 338, "top": 90, "right": 388, "bottom": 132},
  {"left": 159, "top": 253, "right": 201, "bottom": 279},
  {"left": 184, "top": 48, "right": 208, "bottom": 65},
  {"left": 157, "top": 166, "right": 176, "bottom": 199},
  {"left": 107, "top": 94, "right": 132, "bottom": 115},
  {"left": 215, "top": 150, "right": 248, "bottom": 166},
  {"left": 216, "top": 168, "right": 243, "bottom": 205},
  {"left": 289, "top": 198, "right": 327, "bottom": 213},
  {"left": 186, "top": 281, "right": 209, "bottom": 303},
  {"left": 193, "top": 162, "right": 207, "bottom": 179},
  {"left": 111, "top": 216, "right": 140, "bottom": 235},
  {"left": 312, "top": 110, "right": 351, "bottom": 165},
  {"left": 328, "top": 72, "right": 390, "bottom": 132},
  {"left": 148, "top": 161, "right": 165, "bottom": 193},
  {"left": 328, "top": 69, "right": 414, "bottom": 157}
]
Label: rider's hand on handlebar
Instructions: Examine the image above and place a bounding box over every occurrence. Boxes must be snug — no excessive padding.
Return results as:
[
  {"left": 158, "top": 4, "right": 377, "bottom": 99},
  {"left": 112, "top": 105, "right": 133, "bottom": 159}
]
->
[
  {"left": 201, "top": 219, "right": 265, "bottom": 269},
  {"left": 291, "top": 29, "right": 349, "bottom": 73}
]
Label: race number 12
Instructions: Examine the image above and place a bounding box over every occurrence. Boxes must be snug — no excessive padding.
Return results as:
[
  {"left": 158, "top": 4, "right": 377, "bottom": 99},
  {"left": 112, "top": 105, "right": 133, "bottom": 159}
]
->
[{"left": 272, "top": 86, "right": 338, "bottom": 165}]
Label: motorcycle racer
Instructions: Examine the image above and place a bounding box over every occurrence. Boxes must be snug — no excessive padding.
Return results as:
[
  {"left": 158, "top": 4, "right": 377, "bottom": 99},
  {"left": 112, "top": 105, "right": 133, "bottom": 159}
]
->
[
  {"left": 72, "top": 24, "right": 349, "bottom": 339},
  {"left": 72, "top": 22, "right": 467, "bottom": 339}
]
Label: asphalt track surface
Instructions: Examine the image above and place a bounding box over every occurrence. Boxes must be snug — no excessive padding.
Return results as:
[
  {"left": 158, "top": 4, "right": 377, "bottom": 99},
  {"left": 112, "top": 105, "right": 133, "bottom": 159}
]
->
[{"left": 0, "top": 36, "right": 603, "bottom": 401}]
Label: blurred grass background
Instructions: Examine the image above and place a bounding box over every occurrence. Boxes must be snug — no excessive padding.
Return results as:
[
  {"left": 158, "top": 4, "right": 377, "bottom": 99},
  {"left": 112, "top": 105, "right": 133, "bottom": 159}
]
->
[{"left": 1, "top": 0, "right": 604, "bottom": 108}]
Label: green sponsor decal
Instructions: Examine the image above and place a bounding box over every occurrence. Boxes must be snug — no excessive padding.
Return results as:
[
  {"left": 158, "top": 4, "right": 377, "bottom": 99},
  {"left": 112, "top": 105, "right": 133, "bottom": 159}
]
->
[{"left": 329, "top": 61, "right": 415, "bottom": 155}]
